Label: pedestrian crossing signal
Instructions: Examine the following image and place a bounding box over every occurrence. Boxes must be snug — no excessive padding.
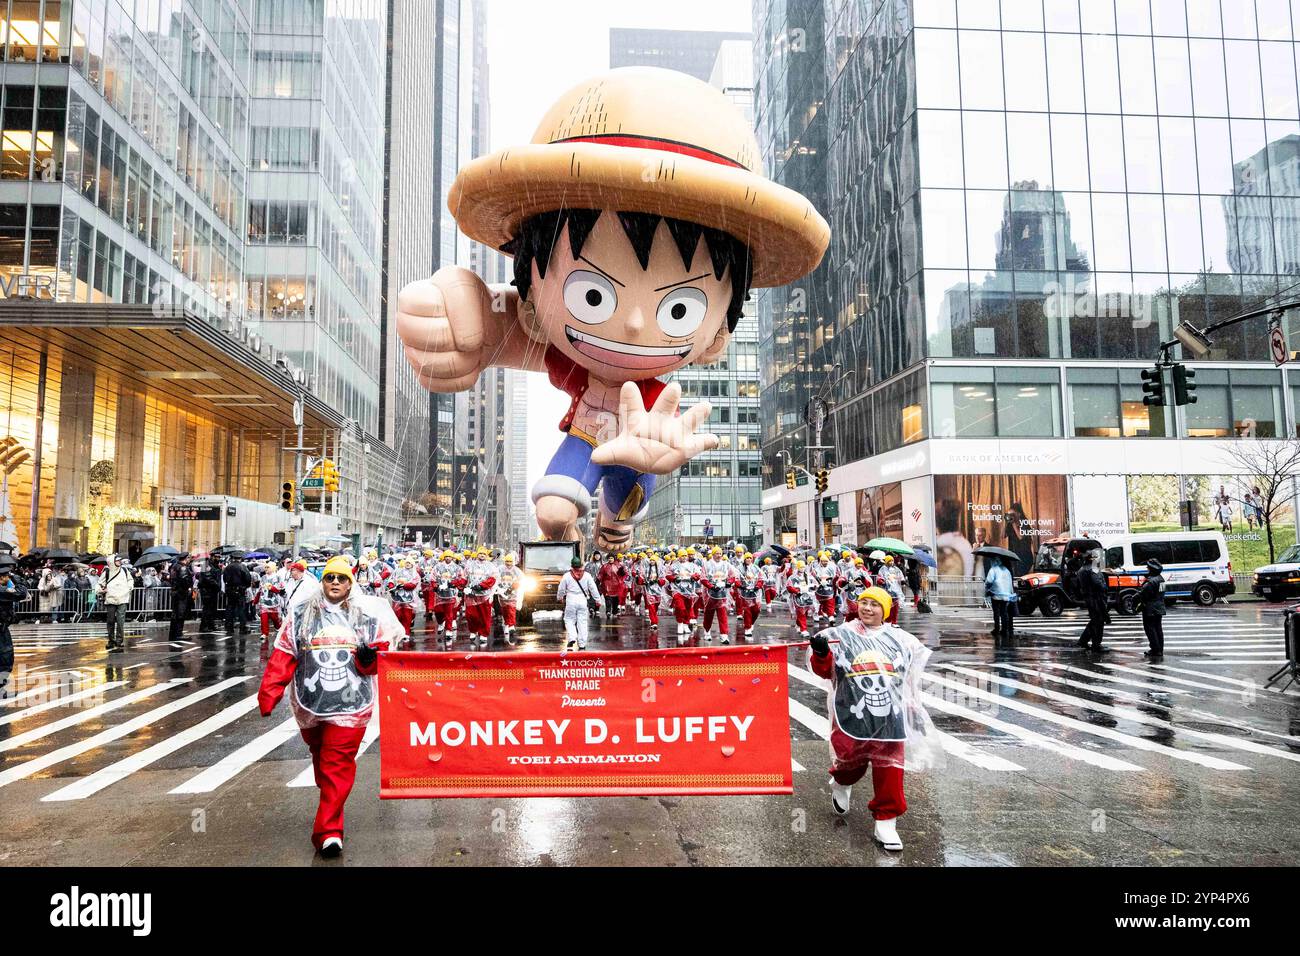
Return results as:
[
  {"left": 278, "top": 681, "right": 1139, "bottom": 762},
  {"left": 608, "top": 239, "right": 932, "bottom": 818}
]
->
[
  {"left": 785, "top": 469, "right": 797, "bottom": 490},
  {"left": 815, "top": 468, "right": 829, "bottom": 493},
  {"left": 1141, "top": 366, "right": 1164, "bottom": 406},
  {"left": 280, "top": 481, "right": 295, "bottom": 511}
]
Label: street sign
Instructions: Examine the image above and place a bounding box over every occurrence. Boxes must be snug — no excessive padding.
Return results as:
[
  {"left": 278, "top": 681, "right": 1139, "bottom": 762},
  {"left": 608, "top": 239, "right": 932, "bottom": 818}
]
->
[
  {"left": 300, "top": 476, "right": 324, "bottom": 488},
  {"left": 821, "top": 498, "right": 839, "bottom": 519},
  {"left": 1271, "top": 326, "right": 1288, "bottom": 366}
]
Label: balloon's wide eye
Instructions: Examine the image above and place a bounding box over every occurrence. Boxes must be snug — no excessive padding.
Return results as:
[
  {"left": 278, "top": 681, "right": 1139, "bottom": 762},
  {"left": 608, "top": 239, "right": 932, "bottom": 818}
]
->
[
  {"left": 656, "top": 287, "right": 707, "bottom": 337},
  {"left": 563, "top": 270, "right": 618, "bottom": 324}
]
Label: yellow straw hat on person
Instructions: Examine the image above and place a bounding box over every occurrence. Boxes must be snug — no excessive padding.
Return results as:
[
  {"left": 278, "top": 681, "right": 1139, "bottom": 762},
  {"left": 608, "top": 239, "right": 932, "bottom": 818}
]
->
[
  {"left": 447, "top": 67, "right": 830, "bottom": 288},
  {"left": 858, "top": 586, "right": 892, "bottom": 619},
  {"left": 322, "top": 556, "right": 355, "bottom": 582}
]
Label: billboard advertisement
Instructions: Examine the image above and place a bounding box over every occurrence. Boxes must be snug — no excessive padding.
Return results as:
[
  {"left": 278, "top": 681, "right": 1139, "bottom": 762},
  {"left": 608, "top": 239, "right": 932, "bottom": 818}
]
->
[{"left": 933, "top": 474, "right": 1069, "bottom": 576}]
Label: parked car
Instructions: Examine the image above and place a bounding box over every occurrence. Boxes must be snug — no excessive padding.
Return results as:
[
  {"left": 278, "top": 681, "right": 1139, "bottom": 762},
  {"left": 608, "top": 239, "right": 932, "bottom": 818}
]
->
[{"left": 1252, "top": 544, "right": 1300, "bottom": 602}]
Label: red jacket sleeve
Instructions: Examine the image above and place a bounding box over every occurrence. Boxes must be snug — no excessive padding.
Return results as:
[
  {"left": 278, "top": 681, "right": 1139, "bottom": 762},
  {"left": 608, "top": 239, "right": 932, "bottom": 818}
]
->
[
  {"left": 809, "top": 650, "right": 835, "bottom": 680},
  {"left": 258, "top": 648, "right": 297, "bottom": 716}
]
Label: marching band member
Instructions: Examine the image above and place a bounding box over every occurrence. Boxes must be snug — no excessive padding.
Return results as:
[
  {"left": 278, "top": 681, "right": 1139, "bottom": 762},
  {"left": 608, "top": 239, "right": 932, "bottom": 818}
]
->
[
  {"left": 645, "top": 569, "right": 668, "bottom": 630},
  {"left": 759, "top": 556, "right": 780, "bottom": 611},
  {"left": 735, "top": 553, "right": 763, "bottom": 638},
  {"left": 463, "top": 549, "right": 497, "bottom": 646},
  {"left": 558, "top": 556, "right": 601, "bottom": 650},
  {"left": 390, "top": 558, "right": 420, "bottom": 638},
  {"left": 431, "top": 550, "right": 466, "bottom": 643},
  {"left": 258, "top": 562, "right": 286, "bottom": 640},
  {"left": 701, "top": 548, "right": 736, "bottom": 644},
  {"left": 496, "top": 552, "right": 525, "bottom": 645},
  {"left": 668, "top": 559, "right": 700, "bottom": 640},
  {"left": 786, "top": 559, "right": 817, "bottom": 639},
  {"left": 812, "top": 550, "right": 841, "bottom": 627},
  {"left": 844, "top": 557, "right": 873, "bottom": 618}
]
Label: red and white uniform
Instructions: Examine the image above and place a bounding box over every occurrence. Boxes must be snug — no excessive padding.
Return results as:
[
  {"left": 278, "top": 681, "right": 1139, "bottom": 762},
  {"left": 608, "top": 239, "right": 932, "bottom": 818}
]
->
[
  {"left": 390, "top": 565, "right": 420, "bottom": 636},
  {"left": 258, "top": 593, "right": 401, "bottom": 850},
  {"left": 701, "top": 559, "right": 735, "bottom": 641},
  {"left": 786, "top": 569, "right": 817, "bottom": 636},
  {"left": 667, "top": 563, "right": 700, "bottom": 634},
  {"left": 496, "top": 562, "right": 525, "bottom": 639},
  {"left": 734, "top": 561, "right": 762, "bottom": 636},
  {"left": 463, "top": 560, "right": 497, "bottom": 643},
  {"left": 258, "top": 577, "right": 285, "bottom": 638},
  {"left": 644, "top": 576, "right": 668, "bottom": 627},
  {"left": 430, "top": 559, "right": 466, "bottom": 638},
  {"left": 812, "top": 560, "right": 841, "bottom": 622},
  {"left": 759, "top": 561, "right": 779, "bottom": 607}
]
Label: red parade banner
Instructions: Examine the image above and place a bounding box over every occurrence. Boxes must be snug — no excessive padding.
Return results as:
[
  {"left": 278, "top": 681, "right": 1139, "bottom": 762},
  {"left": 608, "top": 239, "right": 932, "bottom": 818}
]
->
[{"left": 378, "top": 644, "right": 793, "bottom": 798}]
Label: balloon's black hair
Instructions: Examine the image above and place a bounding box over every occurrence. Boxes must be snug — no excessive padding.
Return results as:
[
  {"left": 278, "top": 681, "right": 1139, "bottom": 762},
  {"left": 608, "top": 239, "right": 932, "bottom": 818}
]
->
[{"left": 501, "top": 209, "right": 753, "bottom": 331}]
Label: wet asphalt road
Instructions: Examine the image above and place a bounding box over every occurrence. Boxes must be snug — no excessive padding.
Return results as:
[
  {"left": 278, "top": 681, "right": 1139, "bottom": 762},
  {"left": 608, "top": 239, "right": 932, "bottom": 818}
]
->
[{"left": 2, "top": 599, "right": 1298, "bottom": 867}]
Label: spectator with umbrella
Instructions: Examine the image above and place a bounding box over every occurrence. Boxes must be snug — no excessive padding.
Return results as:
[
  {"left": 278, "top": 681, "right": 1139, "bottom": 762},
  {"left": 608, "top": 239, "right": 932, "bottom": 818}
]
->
[
  {"left": 0, "top": 558, "right": 27, "bottom": 693},
  {"left": 37, "top": 561, "right": 65, "bottom": 624}
]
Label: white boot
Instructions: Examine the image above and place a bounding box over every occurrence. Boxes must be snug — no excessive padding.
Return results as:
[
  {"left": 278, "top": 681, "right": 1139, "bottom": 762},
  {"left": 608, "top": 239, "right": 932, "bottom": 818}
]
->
[
  {"left": 829, "top": 778, "right": 851, "bottom": 815},
  {"left": 744, "top": 628, "right": 753, "bottom": 638},
  {"left": 320, "top": 836, "right": 344, "bottom": 858},
  {"left": 873, "top": 817, "right": 902, "bottom": 851},
  {"left": 719, "top": 633, "right": 730, "bottom": 645}
]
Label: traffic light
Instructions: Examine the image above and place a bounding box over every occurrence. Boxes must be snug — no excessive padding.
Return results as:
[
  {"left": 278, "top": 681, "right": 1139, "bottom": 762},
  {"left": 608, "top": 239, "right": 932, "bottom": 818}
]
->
[
  {"left": 815, "top": 468, "right": 829, "bottom": 494},
  {"left": 322, "top": 459, "right": 340, "bottom": 492},
  {"left": 1172, "top": 363, "right": 1197, "bottom": 406},
  {"left": 1141, "top": 366, "right": 1165, "bottom": 406},
  {"left": 785, "top": 469, "right": 796, "bottom": 490},
  {"left": 280, "top": 480, "right": 295, "bottom": 511}
]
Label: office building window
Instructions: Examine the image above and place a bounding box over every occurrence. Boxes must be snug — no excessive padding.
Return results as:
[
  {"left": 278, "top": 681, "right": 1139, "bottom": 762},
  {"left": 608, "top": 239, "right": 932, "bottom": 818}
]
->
[
  {"left": 931, "top": 366, "right": 1061, "bottom": 438},
  {"left": 1183, "top": 368, "right": 1282, "bottom": 438},
  {"left": 1068, "top": 367, "right": 1173, "bottom": 437}
]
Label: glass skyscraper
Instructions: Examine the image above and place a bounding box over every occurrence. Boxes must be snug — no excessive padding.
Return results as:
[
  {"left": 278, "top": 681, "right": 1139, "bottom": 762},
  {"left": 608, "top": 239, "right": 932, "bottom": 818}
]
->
[{"left": 757, "top": 0, "right": 1300, "bottom": 571}]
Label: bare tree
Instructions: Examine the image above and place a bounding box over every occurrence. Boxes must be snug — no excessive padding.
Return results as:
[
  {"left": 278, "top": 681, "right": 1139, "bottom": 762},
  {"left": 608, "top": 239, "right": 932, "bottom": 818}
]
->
[{"left": 1221, "top": 439, "right": 1300, "bottom": 564}]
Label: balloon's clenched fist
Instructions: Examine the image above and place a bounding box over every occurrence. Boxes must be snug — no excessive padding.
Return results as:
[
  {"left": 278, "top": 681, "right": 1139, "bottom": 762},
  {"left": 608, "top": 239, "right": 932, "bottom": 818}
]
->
[{"left": 396, "top": 266, "right": 511, "bottom": 394}]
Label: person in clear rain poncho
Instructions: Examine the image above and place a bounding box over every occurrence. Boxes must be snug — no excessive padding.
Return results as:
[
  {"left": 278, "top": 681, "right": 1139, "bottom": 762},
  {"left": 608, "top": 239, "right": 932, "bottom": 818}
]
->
[{"left": 807, "top": 586, "right": 942, "bottom": 852}]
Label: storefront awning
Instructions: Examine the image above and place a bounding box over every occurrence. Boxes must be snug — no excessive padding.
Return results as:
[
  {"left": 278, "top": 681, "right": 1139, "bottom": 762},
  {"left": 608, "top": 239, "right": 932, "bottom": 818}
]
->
[{"left": 0, "top": 302, "right": 347, "bottom": 434}]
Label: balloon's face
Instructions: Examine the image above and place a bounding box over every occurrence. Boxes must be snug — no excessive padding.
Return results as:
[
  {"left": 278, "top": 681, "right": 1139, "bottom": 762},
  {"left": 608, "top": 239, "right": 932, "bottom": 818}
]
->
[{"left": 531, "top": 213, "right": 732, "bottom": 383}]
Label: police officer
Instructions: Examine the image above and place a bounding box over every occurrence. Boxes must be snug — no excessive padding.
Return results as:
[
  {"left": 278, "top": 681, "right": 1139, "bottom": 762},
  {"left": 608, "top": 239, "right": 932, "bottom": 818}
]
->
[
  {"left": 1076, "top": 552, "right": 1109, "bottom": 653},
  {"left": 1135, "top": 558, "right": 1166, "bottom": 660}
]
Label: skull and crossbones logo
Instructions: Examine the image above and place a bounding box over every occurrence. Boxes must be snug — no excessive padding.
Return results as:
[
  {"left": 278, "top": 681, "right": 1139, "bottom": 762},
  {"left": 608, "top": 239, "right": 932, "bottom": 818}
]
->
[
  {"left": 302, "top": 625, "right": 363, "bottom": 702},
  {"left": 844, "top": 649, "right": 897, "bottom": 720}
]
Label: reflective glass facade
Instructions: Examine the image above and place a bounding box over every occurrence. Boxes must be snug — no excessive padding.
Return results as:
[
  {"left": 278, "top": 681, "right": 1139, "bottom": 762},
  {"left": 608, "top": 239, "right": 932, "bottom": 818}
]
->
[{"left": 757, "top": 0, "right": 1300, "bottom": 492}]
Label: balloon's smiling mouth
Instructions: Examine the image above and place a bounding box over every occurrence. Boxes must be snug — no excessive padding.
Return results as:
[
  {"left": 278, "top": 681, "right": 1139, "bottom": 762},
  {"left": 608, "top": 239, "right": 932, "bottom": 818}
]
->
[{"left": 565, "top": 327, "right": 691, "bottom": 370}]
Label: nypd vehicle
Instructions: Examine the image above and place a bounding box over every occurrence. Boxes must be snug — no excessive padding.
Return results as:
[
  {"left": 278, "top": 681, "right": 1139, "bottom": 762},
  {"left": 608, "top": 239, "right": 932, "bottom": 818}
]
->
[
  {"left": 1100, "top": 531, "right": 1233, "bottom": 614},
  {"left": 1252, "top": 544, "right": 1300, "bottom": 602}
]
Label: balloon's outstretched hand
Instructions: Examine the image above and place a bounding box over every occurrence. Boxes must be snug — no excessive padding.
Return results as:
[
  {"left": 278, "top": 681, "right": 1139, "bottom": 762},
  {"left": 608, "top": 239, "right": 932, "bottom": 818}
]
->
[{"left": 589, "top": 382, "right": 718, "bottom": 475}]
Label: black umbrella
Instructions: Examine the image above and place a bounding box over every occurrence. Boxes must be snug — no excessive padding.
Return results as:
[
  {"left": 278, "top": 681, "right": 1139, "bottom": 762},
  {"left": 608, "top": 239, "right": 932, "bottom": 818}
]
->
[
  {"left": 140, "top": 545, "right": 181, "bottom": 558},
  {"left": 0, "top": 541, "right": 15, "bottom": 553},
  {"left": 77, "top": 551, "right": 106, "bottom": 564},
  {"left": 133, "top": 551, "right": 175, "bottom": 568},
  {"left": 43, "top": 548, "right": 77, "bottom": 562},
  {"left": 974, "top": 546, "right": 1023, "bottom": 566},
  {"left": 212, "top": 545, "right": 244, "bottom": 555},
  {"left": 0, "top": 553, "right": 16, "bottom": 569}
]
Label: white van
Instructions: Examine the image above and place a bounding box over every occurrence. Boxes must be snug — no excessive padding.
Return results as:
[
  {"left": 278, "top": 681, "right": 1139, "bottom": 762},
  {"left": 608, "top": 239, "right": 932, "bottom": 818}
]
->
[{"left": 1100, "top": 531, "right": 1234, "bottom": 609}]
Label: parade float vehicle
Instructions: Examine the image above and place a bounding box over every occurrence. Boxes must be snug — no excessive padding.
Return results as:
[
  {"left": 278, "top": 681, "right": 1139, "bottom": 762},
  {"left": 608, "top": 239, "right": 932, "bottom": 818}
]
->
[{"left": 516, "top": 540, "right": 583, "bottom": 626}]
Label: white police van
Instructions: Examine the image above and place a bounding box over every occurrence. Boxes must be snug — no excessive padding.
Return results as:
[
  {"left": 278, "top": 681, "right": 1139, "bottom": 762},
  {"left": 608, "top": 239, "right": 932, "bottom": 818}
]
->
[{"left": 1101, "top": 531, "right": 1233, "bottom": 612}]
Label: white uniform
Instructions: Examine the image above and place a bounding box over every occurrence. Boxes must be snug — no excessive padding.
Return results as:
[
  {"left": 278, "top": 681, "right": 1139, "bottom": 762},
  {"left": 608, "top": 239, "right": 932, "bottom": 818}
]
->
[{"left": 557, "top": 569, "right": 600, "bottom": 649}]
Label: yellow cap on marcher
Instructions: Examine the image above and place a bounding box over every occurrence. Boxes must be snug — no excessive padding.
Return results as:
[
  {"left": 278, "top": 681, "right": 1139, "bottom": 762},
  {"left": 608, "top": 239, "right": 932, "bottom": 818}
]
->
[
  {"left": 858, "top": 585, "right": 892, "bottom": 619},
  {"left": 322, "top": 555, "right": 355, "bottom": 582}
]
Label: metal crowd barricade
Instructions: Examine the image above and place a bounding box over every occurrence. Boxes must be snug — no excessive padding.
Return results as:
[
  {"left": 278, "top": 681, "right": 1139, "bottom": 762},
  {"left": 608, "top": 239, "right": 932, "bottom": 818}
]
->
[{"left": 11, "top": 585, "right": 238, "bottom": 622}]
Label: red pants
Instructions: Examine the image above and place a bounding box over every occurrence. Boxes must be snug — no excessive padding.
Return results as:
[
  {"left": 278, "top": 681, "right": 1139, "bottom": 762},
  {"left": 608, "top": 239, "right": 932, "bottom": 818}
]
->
[
  {"left": 464, "top": 601, "right": 493, "bottom": 637},
  {"left": 300, "top": 722, "right": 368, "bottom": 847},
  {"left": 260, "top": 608, "right": 281, "bottom": 638},
  {"left": 763, "top": 587, "right": 776, "bottom": 605},
  {"left": 501, "top": 604, "right": 517, "bottom": 628},
  {"left": 887, "top": 602, "right": 899, "bottom": 625},
  {"left": 828, "top": 733, "right": 906, "bottom": 820},
  {"left": 793, "top": 605, "right": 810, "bottom": 632},
  {"left": 394, "top": 603, "right": 414, "bottom": 635},
  {"left": 433, "top": 600, "right": 458, "bottom": 632},
  {"left": 671, "top": 593, "right": 693, "bottom": 625},
  {"left": 737, "top": 600, "right": 759, "bottom": 632},
  {"left": 647, "top": 602, "right": 659, "bottom": 625},
  {"left": 703, "top": 600, "right": 729, "bottom": 636},
  {"left": 817, "top": 595, "right": 836, "bottom": 619},
  {"left": 423, "top": 587, "right": 436, "bottom": 615},
  {"left": 692, "top": 594, "right": 703, "bottom": 620}
]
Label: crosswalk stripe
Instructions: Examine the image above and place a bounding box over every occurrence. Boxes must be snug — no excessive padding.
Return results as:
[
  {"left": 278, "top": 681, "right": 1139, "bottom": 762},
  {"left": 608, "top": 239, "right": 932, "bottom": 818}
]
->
[
  {"left": 922, "top": 672, "right": 1249, "bottom": 771},
  {"left": 2, "top": 676, "right": 109, "bottom": 708},
  {"left": 168, "top": 716, "right": 301, "bottom": 794},
  {"left": 0, "top": 682, "right": 127, "bottom": 726},
  {"left": 787, "top": 664, "right": 1024, "bottom": 771},
  {"left": 1071, "top": 661, "right": 1248, "bottom": 694},
  {"left": 921, "top": 692, "right": 1137, "bottom": 771},
  {"left": 40, "top": 689, "right": 260, "bottom": 801},
  {"left": 0, "top": 677, "right": 249, "bottom": 789},
  {"left": 0, "top": 680, "right": 190, "bottom": 753},
  {"left": 1027, "top": 663, "right": 1191, "bottom": 695},
  {"left": 1148, "top": 662, "right": 1300, "bottom": 697},
  {"left": 988, "top": 663, "right": 1152, "bottom": 703},
  {"left": 940, "top": 664, "right": 1300, "bottom": 766},
  {"left": 1178, "top": 659, "right": 1287, "bottom": 665}
]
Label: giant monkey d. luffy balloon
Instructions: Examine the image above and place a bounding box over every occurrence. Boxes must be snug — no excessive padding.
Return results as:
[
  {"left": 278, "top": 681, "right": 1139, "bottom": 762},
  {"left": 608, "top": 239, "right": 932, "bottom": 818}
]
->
[{"left": 397, "top": 67, "right": 829, "bottom": 550}]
